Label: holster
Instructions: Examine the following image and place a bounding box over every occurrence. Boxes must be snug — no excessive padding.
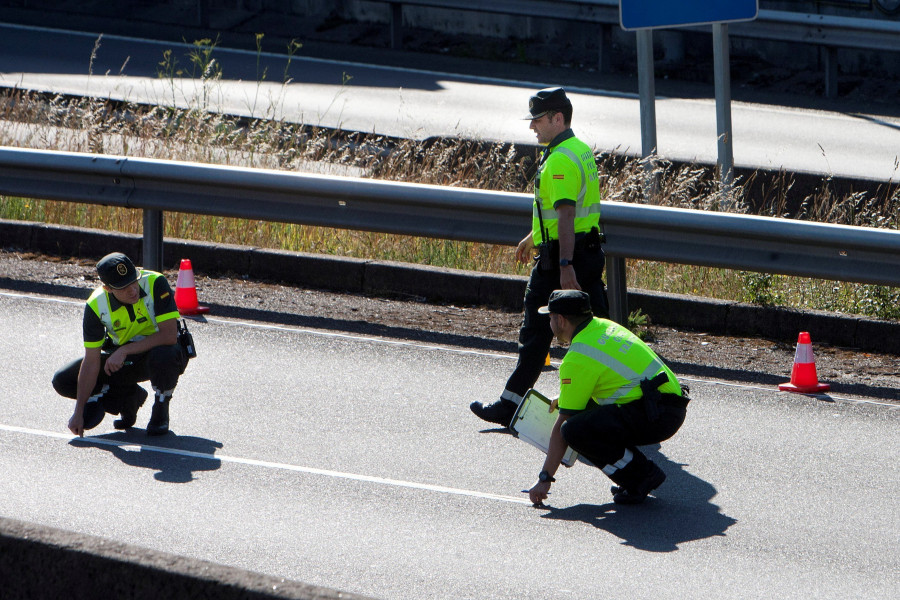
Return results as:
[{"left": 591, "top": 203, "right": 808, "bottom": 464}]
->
[
  {"left": 638, "top": 372, "right": 670, "bottom": 422},
  {"left": 177, "top": 319, "right": 197, "bottom": 359},
  {"left": 538, "top": 242, "right": 556, "bottom": 271}
]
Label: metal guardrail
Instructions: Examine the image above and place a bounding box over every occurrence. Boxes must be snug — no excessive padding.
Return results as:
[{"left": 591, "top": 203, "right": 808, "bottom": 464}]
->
[
  {"left": 382, "top": 0, "right": 900, "bottom": 97},
  {"left": 1, "top": 146, "right": 899, "bottom": 323},
  {"left": 383, "top": 0, "right": 900, "bottom": 50}
]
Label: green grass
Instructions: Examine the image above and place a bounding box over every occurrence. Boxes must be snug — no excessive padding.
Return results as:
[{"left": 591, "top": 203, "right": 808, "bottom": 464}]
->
[{"left": 1, "top": 46, "right": 898, "bottom": 321}]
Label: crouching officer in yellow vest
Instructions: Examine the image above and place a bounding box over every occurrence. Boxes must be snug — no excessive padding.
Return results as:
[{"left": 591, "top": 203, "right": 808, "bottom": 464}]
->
[
  {"left": 527, "top": 290, "right": 689, "bottom": 506},
  {"left": 52, "top": 252, "right": 188, "bottom": 437}
]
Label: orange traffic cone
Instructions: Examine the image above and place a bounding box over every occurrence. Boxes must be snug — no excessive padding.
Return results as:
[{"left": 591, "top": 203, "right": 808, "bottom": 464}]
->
[
  {"left": 174, "top": 258, "right": 210, "bottom": 316},
  {"left": 778, "top": 332, "right": 830, "bottom": 394}
]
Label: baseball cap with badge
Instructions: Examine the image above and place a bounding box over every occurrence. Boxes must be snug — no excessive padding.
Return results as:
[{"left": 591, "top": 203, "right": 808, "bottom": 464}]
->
[
  {"left": 538, "top": 289, "right": 593, "bottom": 317},
  {"left": 524, "top": 87, "right": 572, "bottom": 120},
  {"left": 97, "top": 252, "right": 139, "bottom": 289}
]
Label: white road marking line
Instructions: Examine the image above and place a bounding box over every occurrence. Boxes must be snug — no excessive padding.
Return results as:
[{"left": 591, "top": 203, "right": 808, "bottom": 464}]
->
[
  {"left": 3, "top": 290, "right": 896, "bottom": 408},
  {"left": 0, "top": 423, "right": 532, "bottom": 505}
]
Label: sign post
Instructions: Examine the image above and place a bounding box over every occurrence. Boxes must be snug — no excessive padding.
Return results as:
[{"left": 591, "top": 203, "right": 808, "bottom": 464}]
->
[
  {"left": 619, "top": 1, "right": 758, "bottom": 203},
  {"left": 605, "top": 1, "right": 758, "bottom": 321}
]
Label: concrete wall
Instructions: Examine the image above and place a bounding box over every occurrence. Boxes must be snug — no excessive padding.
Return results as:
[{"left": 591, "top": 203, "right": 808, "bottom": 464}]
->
[
  {"left": 326, "top": 0, "right": 900, "bottom": 75},
  {"left": 0, "top": 516, "right": 375, "bottom": 600}
]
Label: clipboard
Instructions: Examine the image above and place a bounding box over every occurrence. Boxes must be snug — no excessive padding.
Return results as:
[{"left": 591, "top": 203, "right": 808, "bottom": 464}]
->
[{"left": 509, "top": 389, "right": 579, "bottom": 467}]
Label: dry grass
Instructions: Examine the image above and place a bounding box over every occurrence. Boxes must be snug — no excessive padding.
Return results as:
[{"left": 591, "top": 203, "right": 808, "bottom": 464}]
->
[{"left": 1, "top": 73, "right": 898, "bottom": 321}]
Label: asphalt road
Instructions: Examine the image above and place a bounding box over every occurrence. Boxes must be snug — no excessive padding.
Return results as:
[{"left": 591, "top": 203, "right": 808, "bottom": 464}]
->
[
  {"left": 1, "top": 289, "right": 897, "bottom": 599},
  {"left": 1, "top": 23, "right": 900, "bottom": 182}
]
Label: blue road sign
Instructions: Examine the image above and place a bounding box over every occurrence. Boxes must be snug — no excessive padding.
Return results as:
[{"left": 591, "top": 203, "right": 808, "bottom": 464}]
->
[{"left": 620, "top": 0, "right": 758, "bottom": 31}]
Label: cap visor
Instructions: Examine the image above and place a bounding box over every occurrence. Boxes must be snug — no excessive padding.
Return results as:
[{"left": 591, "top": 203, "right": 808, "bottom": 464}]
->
[
  {"left": 537, "top": 306, "right": 551, "bottom": 314},
  {"left": 106, "top": 275, "right": 139, "bottom": 289},
  {"left": 524, "top": 111, "right": 549, "bottom": 120}
]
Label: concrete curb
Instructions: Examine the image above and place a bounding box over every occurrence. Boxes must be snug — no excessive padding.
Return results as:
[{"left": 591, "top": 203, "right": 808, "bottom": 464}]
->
[
  {"left": 2, "top": 219, "right": 898, "bottom": 354},
  {"left": 0, "top": 516, "right": 375, "bottom": 600}
]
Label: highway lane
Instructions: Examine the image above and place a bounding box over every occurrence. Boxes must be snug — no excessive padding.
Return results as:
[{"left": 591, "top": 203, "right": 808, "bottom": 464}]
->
[
  {"left": 1, "top": 23, "right": 899, "bottom": 183},
  {"left": 1, "top": 290, "right": 897, "bottom": 599}
]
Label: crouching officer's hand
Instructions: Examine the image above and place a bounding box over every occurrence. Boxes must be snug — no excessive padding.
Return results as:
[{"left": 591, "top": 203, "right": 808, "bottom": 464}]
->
[
  {"left": 529, "top": 481, "right": 551, "bottom": 506},
  {"left": 68, "top": 411, "right": 84, "bottom": 438}
]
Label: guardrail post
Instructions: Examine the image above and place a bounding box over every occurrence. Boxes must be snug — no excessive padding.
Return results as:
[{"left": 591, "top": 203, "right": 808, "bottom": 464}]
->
[
  {"left": 606, "top": 255, "right": 628, "bottom": 325},
  {"left": 197, "top": 0, "right": 210, "bottom": 28},
  {"left": 390, "top": 2, "right": 403, "bottom": 49},
  {"left": 823, "top": 46, "right": 839, "bottom": 99},
  {"left": 597, "top": 24, "right": 612, "bottom": 73},
  {"left": 142, "top": 209, "right": 164, "bottom": 272},
  {"left": 713, "top": 23, "right": 735, "bottom": 207}
]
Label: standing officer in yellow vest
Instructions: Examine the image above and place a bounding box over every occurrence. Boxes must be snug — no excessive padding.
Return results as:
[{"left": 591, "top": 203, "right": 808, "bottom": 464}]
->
[
  {"left": 471, "top": 87, "right": 609, "bottom": 427},
  {"left": 52, "top": 252, "right": 188, "bottom": 437},
  {"left": 527, "top": 290, "right": 689, "bottom": 506}
]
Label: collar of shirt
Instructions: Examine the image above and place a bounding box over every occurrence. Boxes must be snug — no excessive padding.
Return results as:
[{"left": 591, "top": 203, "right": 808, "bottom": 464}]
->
[
  {"left": 571, "top": 317, "right": 594, "bottom": 339},
  {"left": 546, "top": 128, "right": 575, "bottom": 151}
]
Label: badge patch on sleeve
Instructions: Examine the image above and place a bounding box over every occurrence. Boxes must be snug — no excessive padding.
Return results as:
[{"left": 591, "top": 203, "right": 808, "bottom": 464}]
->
[
  {"left": 553, "top": 174, "right": 565, "bottom": 180},
  {"left": 160, "top": 292, "right": 170, "bottom": 299},
  {"left": 561, "top": 378, "right": 572, "bottom": 385}
]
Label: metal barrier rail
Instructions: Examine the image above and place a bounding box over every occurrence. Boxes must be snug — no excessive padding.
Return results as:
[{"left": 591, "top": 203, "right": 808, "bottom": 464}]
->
[
  {"left": 381, "top": 0, "right": 900, "bottom": 97},
  {"left": 2, "top": 146, "right": 899, "bottom": 323},
  {"left": 383, "top": 0, "right": 900, "bottom": 50}
]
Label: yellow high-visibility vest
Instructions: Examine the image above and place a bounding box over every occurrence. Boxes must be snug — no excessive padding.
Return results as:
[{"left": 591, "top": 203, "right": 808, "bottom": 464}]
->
[
  {"left": 558, "top": 318, "right": 682, "bottom": 411},
  {"left": 84, "top": 270, "right": 176, "bottom": 348},
  {"left": 532, "top": 132, "right": 602, "bottom": 245}
]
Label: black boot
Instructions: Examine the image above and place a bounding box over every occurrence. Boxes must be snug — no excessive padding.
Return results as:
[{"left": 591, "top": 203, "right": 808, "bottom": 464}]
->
[
  {"left": 612, "top": 462, "right": 666, "bottom": 505},
  {"left": 469, "top": 398, "right": 517, "bottom": 426},
  {"left": 146, "top": 398, "right": 170, "bottom": 436},
  {"left": 114, "top": 386, "right": 148, "bottom": 430}
]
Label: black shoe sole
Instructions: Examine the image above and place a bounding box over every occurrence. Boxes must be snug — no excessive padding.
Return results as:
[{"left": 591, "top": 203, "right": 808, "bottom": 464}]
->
[{"left": 612, "top": 467, "right": 666, "bottom": 505}]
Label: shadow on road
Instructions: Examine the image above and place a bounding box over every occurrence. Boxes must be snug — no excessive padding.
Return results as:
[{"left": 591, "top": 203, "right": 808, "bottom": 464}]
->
[
  {"left": 69, "top": 431, "right": 223, "bottom": 483},
  {"left": 538, "top": 445, "right": 736, "bottom": 552}
]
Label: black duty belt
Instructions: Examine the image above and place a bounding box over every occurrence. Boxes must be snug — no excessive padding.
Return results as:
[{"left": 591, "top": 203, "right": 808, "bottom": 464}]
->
[
  {"left": 639, "top": 372, "right": 690, "bottom": 421},
  {"left": 548, "top": 232, "right": 604, "bottom": 254}
]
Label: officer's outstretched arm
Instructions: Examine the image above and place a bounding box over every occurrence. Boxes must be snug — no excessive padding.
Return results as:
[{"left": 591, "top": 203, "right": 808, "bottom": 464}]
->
[
  {"left": 71, "top": 347, "right": 101, "bottom": 437},
  {"left": 528, "top": 412, "right": 571, "bottom": 505}
]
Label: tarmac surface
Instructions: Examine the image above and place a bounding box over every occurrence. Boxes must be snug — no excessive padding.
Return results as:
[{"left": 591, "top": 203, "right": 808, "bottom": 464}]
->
[{"left": 1, "top": 284, "right": 898, "bottom": 599}]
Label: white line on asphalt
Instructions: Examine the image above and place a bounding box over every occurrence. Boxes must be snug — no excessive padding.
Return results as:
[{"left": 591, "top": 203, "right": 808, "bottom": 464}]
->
[
  {"left": 0, "top": 423, "right": 532, "bottom": 505},
  {"left": 3, "top": 289, "right": 897, "bottom": 409}
]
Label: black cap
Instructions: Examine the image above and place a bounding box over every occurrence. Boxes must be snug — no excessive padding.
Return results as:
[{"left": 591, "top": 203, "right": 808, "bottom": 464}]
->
[
  {"left": 538, "top": 290, "right": 593, "bottom": 316},
  {"left": 524, "top": 87, "right": 572, "bottom": 120},
  {"left": 97, "top": 252, "right": 138, "bottom": 289}
]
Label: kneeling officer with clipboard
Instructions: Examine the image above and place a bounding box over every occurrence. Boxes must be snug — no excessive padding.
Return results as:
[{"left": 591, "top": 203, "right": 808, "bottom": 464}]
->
[{"left": 519, "top": 290, "right": 689, "bottom": 506}]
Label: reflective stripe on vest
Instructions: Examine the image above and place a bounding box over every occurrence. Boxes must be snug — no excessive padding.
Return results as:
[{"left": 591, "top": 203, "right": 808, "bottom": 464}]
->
[
  {"left": 567, "top": 341, "right": 668, "bottom": 405},
  {"left": 89, "top": 271, "right": 160, "bottom": 346}
]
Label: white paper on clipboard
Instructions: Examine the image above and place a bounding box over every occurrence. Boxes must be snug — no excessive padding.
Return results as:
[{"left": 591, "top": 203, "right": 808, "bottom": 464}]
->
[{"left": 509, "top": 388, "right": 579, "bottom": 467}]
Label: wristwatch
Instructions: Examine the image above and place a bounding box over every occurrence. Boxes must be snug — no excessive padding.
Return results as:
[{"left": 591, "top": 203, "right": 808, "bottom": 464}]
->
[
  {"left": 538, "top": 470, "right": 556, "bottom": 483},
  {"left": 559, "top": 258, "right": 572, "bottom": 267}
]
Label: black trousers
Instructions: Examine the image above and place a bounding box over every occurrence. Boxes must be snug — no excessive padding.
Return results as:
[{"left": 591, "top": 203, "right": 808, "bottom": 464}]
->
[
  {"left": 502, "top": 246, "right": 609, "bottom": 402},
  {"left": 561, "top": 396, "right": 687, "bottom": 488},
  {"left": 52, "top": 345, "right": 187, "bottom": 414}
]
